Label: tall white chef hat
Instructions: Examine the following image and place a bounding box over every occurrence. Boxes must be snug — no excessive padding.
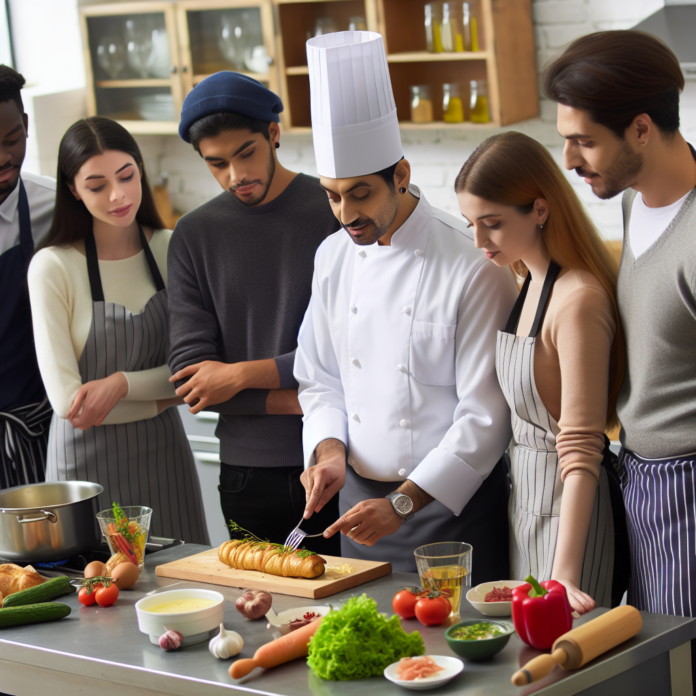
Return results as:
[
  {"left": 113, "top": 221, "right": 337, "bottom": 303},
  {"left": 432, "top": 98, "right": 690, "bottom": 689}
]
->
[{"left": 306, "top": 31, "right": 403, "bottom": 179}]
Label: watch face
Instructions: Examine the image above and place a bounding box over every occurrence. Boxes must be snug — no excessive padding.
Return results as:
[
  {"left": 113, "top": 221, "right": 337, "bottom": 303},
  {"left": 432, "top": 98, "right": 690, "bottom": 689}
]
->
[{"left": 393, "top": 494, "right": 413, "bottom": 515}]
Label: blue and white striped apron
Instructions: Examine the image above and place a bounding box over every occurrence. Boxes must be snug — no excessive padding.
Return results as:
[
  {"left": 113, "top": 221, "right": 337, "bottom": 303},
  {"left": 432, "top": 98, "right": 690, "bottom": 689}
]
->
[
  {"left": 619, "top": 448, "right": 696, "bottom": 616},
  {"left": 496, "top": 262, "right": 625, "bottom": 607}
]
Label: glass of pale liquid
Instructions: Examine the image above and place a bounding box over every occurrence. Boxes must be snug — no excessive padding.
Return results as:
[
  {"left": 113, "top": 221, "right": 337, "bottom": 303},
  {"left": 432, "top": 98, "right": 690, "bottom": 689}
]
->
[{"left": 414, "top": 541, "right": 472, "bottom": 623}]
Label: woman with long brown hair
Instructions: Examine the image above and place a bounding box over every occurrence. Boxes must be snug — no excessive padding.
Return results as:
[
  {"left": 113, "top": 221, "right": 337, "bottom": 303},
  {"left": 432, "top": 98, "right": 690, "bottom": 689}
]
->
[
  {"left": 455, "top": 131, "right": 628, "bottom": 614},
  {"left": 27, "top": 117, "right": 208, "bottom": 544}
]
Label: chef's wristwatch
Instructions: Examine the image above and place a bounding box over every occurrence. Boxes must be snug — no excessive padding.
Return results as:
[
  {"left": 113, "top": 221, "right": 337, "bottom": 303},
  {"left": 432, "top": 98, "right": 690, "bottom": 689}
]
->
[{"left": 386, "top": 492, "right": 415, "bottom": 522}]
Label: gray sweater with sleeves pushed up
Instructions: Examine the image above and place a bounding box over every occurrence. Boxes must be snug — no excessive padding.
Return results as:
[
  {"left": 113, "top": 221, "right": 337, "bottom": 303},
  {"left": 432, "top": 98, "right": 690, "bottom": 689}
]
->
[
  {"left": 617, "top": 187, "right": 696, "bottom": 459},
  {"left": 167, "top": 173, "right": 340, "bottom": 467}
]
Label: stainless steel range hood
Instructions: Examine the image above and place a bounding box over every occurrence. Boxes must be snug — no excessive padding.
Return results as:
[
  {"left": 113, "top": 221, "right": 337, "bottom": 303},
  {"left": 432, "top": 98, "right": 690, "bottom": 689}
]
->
[{"left": 633, "top": 2, "right": 696, "bottom": 78}]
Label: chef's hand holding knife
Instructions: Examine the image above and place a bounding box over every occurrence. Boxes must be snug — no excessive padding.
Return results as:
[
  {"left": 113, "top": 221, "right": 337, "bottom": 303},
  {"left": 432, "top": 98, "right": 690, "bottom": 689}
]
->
[{"left": 302, "top": 439, "right": 433, "bottom": 546}]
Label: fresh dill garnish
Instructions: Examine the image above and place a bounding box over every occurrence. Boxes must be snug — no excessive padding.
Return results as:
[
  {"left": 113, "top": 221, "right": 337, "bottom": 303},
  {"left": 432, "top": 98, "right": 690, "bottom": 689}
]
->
[{"left": 226, "top": 519, "right": 316, "bottom": 557}]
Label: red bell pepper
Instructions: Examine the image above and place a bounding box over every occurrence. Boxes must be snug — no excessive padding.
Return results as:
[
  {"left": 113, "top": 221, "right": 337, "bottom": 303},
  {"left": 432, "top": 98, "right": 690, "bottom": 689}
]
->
[{"left": 512, "top": 575, "right": 573, "bottom": 649}]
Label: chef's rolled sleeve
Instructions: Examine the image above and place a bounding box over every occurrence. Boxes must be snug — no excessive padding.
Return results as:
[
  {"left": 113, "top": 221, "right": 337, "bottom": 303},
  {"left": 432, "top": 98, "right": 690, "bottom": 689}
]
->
[
  {"left": 302, "top": 407, "right": 349, "bottom": 468},
  {"left": 409, "top": 448, "right": 482, "bottom": 516}
]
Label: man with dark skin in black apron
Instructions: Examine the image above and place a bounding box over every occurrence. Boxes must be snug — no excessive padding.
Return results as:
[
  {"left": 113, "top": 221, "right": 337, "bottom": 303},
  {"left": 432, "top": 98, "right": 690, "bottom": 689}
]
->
[{"left": 0, "top": 66, "right": 54, "bottom": 489}]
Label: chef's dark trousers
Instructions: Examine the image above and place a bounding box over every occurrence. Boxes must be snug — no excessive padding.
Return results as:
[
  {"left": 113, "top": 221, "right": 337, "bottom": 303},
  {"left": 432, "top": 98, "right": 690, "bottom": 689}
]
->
[{"left": 219, "top": 463, "right": 341, "bottom": 557}]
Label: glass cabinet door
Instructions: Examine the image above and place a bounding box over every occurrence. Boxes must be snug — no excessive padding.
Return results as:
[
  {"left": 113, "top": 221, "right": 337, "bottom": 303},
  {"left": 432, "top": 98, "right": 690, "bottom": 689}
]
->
[
  {"left": 80, "top": 3, "right": 182, "bottom": 131},
  {"left": 177, "top": 0, "right": 278, "bottom": 98}
]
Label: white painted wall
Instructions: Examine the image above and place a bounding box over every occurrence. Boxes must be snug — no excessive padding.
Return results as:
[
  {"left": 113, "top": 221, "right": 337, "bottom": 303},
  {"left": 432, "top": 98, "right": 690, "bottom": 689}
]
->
[{"left": 10, "top": 0, "right": 696, "bottom": 239}]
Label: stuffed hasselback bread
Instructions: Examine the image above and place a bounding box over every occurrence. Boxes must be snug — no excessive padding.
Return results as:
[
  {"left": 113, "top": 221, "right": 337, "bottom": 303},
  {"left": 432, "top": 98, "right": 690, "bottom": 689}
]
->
[{"left": 218, "top": 539, "right": 326, "bottom": 579}]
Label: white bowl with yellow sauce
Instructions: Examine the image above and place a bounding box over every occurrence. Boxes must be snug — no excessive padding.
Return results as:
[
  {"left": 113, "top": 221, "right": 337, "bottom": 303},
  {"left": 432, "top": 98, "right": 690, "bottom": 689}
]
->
[{"left": 135, "top": 589, "right": 225, "bottom": 646}]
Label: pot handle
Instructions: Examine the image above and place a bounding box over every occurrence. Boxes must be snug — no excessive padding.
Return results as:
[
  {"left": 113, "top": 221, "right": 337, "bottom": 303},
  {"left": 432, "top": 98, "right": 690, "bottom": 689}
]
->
[{"left": 15, "top": 510, "right": 58, "bottom": 524}]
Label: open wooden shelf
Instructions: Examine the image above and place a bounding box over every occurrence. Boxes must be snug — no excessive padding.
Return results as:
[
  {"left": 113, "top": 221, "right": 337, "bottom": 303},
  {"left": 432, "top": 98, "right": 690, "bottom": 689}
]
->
[{"left": 80, "top": 0, "right": 537, "bottom": 134}]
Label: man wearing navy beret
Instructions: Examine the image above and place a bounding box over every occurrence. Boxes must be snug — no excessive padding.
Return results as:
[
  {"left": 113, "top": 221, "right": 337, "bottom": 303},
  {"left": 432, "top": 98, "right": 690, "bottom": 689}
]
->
[{"left": 167, "top": 72, "right": 341, "bottom": 553}]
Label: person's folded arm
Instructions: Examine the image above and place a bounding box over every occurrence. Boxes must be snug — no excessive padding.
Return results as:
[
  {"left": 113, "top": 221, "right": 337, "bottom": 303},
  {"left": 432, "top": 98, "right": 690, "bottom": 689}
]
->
[{"left": 408, "top": 260, "right": 516, "bottom": 515}]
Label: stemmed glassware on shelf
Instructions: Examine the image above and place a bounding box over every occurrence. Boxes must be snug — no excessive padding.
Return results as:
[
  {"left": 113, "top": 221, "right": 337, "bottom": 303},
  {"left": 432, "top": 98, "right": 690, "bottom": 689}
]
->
[{"left": 97, "top": 36, "right": 126, "bottom": 80}]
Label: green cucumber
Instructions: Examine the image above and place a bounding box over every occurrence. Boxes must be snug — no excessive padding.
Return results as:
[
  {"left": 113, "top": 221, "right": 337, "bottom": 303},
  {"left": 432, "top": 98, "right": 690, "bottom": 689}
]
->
[
  {"left": 0, "top": 602, "right": 71, "bottom": 627},
  {"left": 3, "top": 576, "right": 76, "bottom": 608}
]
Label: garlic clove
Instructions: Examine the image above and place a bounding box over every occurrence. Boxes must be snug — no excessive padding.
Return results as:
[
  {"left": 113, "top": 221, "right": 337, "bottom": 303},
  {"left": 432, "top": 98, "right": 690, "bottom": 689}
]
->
[
  {"left": 159, "top": 626, "right": 184, "bottom": 651},
  {"left": 209, "top": 623, "right": 244, "bottom": 659}
]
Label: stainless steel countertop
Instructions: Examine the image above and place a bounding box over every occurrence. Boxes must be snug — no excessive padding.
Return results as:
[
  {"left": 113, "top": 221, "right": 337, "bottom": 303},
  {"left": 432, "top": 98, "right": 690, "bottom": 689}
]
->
[{"left": 2, "top": 543, "right": 695, "bottom": 696}]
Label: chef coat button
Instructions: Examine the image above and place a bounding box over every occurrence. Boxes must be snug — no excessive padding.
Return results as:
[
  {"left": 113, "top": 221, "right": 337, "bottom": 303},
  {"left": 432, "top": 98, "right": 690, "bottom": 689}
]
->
[
  {"left": 358, "top": 250, "right": 367, "bottom": 258},
  {"left": 352, "top": 412, "right": 361, "bottom": 422},
  {"left": 399, "top": 419, "right": 410, "bottom": 429},
  {"left": 397, "top": 364, "right": 407, "bottom": 374},
  {"left": 350, "top": 304, "right": 357, "bottom": 314},
  {"left": 398, "top": 468, "right": 407, "bottom": 477},
  {"left": 402, "top": 306, "right": 412, "bottom": 316},
  {"left": 414, "top": 249, "right": 422, "bottom": 258},
  {"left": 351, "top": 357, "right": 361, "bottom": 368}
]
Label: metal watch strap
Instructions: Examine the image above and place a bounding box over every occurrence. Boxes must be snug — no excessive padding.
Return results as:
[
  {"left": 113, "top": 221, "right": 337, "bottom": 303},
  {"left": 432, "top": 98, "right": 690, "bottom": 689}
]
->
[{"left": 386, "top": 492, "right": 415, "bottom": 522}]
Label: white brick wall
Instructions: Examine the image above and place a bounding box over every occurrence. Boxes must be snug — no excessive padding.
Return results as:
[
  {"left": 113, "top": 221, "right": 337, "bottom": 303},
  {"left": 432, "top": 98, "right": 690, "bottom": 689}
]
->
[{"left": 134, "top": 0, "right": 696, "bottom": 242}]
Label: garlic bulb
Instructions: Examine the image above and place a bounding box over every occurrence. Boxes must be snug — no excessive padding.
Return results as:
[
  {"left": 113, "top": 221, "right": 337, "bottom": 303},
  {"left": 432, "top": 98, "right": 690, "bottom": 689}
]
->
[
  {"left": 209, "top": 624, "right": 244, "bottom": 659},
  {"left": 159, "top": 627, "right": 184, "bottom": 651}
]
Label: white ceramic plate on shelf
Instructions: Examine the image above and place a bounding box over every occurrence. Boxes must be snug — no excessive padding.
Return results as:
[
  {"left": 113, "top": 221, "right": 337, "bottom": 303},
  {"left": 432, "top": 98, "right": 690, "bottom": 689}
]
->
[
  {"left": 383, "top": 655, "right": 464, "bottom": 691},
  {"left": 466, "top": 580, "right": 526, "bottom": 617}
]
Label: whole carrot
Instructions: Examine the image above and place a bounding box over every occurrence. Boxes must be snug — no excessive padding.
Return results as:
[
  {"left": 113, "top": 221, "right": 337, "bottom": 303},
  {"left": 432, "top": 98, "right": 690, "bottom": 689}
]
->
[{"left": 229, "top": 616, "right": 323, "bottom": 679}]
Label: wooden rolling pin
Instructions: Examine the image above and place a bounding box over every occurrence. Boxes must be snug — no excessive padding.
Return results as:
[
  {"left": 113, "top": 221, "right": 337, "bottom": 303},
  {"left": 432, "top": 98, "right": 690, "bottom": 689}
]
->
[{"left": 512, "top": 605, "right": 642, "bottom": 686}]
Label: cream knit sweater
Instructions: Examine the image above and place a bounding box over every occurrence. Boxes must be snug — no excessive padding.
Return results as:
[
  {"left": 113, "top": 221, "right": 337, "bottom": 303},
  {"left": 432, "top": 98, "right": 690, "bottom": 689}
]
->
[{"left": 27, "top": 229, "right": 176, "bottom": 424}]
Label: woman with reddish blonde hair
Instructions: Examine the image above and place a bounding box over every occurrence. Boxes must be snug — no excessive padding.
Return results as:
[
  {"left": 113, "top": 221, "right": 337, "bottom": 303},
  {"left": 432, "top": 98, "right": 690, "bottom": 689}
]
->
[{"left": 455, "top": 131, "right": 628, "bottom": 614}]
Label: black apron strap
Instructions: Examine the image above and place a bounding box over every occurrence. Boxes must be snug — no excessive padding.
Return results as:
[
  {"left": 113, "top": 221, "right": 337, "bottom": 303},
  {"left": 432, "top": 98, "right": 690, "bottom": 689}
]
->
[
  {"left": 85, "top": 224, "right": 165, "bottom": 302},
  {"left": 138, "top": 224, "right": 165, "bottom": 293},
  {"left": 17, "top": 180, "right": 34, "bottom": 260},
  {"left": 503, "top": 273, "right": 533, "bottom": 335},
  {"left": 529, "top": 261, "right": 562, "bottom": 338}
]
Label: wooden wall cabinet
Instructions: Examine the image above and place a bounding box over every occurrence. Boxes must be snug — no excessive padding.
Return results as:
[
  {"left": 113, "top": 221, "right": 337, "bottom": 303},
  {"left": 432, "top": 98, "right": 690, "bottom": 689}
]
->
[{"left": 80, "top": 0, "right": 537, "bottom": 134}]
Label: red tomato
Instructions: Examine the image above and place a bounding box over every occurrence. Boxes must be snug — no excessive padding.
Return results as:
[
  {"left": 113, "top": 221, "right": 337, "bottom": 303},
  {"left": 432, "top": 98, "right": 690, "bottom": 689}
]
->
[
  {"left": 79, "top": 586, "right": 98, "bottom": 606},
  {"left": 392, "top": 589, "right": 420, "bottom": 619},
  {"left": 95, "top": 583, "right": 120, "bottom": 607},
  {"left": 414, "top": 594, "right": 452, "bottom": 626}
]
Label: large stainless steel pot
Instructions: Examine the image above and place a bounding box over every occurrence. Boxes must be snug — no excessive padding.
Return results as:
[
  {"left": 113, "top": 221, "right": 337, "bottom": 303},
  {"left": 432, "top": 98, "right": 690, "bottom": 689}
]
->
[{"left": 0, "top": 481, "right": 103, "bottom": 562}]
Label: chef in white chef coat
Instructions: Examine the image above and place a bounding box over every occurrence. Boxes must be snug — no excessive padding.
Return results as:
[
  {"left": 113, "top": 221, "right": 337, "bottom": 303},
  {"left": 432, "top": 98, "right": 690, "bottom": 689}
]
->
[{"left": 295, "top": 31, "right": 517, "bottom": 578}]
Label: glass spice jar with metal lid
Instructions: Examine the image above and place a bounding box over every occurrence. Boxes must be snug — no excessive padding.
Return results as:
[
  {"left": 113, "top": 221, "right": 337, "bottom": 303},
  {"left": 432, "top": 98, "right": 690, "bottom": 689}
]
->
[
  {"left": 443, "top": 83, "right": 465, "bottom": 122},
  {"left": 469, "top": 79, "right": 490, "bottom": 123},
  {"left": 425, "top": 3, "right": 444, "bottom": 53}
]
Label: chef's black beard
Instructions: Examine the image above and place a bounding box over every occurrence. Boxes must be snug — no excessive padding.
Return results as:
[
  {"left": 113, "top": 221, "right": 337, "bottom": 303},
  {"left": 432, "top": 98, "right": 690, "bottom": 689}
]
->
[
  {"left": 229, "top": 142, "right": 276, "bottom": 206},
  {"left": 341, "top": 191, "right": 400, "bottom": 246}
]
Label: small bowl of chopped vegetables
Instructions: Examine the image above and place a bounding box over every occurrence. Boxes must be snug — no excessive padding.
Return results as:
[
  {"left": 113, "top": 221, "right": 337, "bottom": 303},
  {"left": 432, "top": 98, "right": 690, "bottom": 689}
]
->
[
  {"left": 466, "top": 580, "right": 526, "bottom": 617},
  {"left": 445, "top": 620, "right": 515, "bottom": 661}
]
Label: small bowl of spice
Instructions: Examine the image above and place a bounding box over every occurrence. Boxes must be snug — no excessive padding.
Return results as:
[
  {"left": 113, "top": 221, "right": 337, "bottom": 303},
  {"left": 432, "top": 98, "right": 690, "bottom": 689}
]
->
[
  {"left": 445, "top": 619, "right": 515, "bottom": 661},
  {"left": 466, "top": 580, "right": 526, "bottom": 617}
]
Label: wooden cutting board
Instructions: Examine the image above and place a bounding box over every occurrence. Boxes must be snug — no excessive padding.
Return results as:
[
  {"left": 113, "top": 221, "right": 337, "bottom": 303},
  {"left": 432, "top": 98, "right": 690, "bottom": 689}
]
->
[{"left": 155, "top": 549, "right": 392, "bottom": 599}]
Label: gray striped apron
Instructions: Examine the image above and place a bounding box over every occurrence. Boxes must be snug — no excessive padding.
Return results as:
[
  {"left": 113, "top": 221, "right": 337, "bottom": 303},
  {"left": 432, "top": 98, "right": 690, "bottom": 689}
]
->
[
  {"left": 46, "top": 226, "right": 208, "bottom": 544},
  {"left": 496, "top": 262, "right": 617, "bottom": 607}
]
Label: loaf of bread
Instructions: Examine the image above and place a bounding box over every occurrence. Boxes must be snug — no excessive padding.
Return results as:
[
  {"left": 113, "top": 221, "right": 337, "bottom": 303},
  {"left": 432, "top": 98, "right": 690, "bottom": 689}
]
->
[
  {"left": 0, "top": 564, "right": 47, "bottom": 605},
  {"left": 218, "top": 540, "right": 326, "bottom": 579}
]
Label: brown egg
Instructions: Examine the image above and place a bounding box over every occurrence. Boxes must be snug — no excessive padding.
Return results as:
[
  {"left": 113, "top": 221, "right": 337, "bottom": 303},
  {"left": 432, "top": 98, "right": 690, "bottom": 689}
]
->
[
  {"left": 110, "top": 561, "right": 139, "bottom": 590},
  {"left": 84, "top": 560, "right": 105, "bottom": 579}
]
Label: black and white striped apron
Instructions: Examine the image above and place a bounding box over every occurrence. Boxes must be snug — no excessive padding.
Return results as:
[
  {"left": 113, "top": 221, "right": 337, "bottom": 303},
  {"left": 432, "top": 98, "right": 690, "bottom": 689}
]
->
[
  {"left": 0, "top": 180, "right": 52, "bottom": 489},
  {"left": 619, "top": 448, "right": 696, "bottom": 617},
  {"left": 46, "top": 226, "right": 209, "bottom": 544},
  {"left": 496, "top": 262, "right": 622, "bottom": 607}
]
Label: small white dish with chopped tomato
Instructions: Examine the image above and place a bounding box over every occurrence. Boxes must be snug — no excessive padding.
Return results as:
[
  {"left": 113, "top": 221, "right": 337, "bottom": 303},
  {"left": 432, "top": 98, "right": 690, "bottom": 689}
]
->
[
  {"left": 266, "top": 604, "right": 337, "bottom": 637},
  {"left": 384, "top": 655, "right": 464, "bottom": 690},
  {"left": 466, "top": 580, "right": 526, "bottom": 617}
]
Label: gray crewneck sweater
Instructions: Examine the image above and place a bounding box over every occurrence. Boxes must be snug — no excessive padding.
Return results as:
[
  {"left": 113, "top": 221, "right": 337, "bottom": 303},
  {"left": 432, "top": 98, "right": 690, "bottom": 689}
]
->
[
  {"left": 168, "top": 173, "right": 339, "bottom": 467},
  {"left": 617, "top": 186, "right": 696, "bottom": 459}
]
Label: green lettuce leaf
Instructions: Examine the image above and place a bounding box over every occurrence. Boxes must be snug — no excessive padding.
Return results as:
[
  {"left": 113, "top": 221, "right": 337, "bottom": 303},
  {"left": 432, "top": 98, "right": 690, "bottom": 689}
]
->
[{"left": 307, "top": 594, "right": 425, "bottom": 680}]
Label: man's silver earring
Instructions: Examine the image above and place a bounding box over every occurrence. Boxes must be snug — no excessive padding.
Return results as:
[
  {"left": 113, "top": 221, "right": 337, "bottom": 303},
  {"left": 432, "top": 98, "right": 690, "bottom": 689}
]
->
[{"left": 540, "top": 223, "right": 545, "bottom": 229}]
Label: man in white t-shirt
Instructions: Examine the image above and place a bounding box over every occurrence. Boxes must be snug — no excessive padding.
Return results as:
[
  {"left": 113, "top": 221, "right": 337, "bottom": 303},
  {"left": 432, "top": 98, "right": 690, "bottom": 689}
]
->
[
  {"left": 0, "top": 65, "right": 55, "bottom": 488},
  {"left": 543, "top": 30, "right": 696, "bottom": 687}
]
